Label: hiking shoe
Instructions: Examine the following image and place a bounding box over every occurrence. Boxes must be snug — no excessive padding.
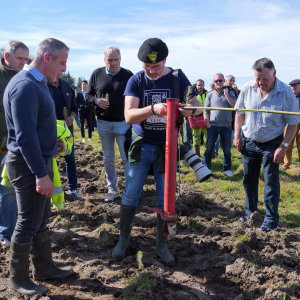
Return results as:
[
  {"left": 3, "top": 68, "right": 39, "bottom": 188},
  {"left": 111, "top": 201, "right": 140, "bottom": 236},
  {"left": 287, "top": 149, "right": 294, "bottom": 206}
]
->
[
  {"left": 82, "top": 138, "right": 86, "bottom": 143},
  {"left": 68, "top": 189, "right": 83, "bottom": 201},
  {"left": 88, "top": 138, "right": 93, "bottom": 142},
  {"left": 0, "top": 236, "right": 11, "bottom": 246},
  {"left": 224, "top": 170, "right": 234, "bottom": 177},
  {"left": 105, "top": 189, "right": 118, "bottom": 202},
  {"left": 259, "top": 224, "right": 277, "bottom": 232}
]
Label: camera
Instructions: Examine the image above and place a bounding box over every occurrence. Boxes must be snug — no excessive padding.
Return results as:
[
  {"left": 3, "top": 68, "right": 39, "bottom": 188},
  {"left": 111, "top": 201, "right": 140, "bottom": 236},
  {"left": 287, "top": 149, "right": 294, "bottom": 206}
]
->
[{"left": 178, "top": 143, "right": 212, "bottom": 183}]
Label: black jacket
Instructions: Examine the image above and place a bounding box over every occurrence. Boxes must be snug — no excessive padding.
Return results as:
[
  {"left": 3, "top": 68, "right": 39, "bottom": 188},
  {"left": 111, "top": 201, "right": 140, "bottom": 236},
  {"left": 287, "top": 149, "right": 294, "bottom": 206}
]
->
[{"left": 76, "top": 91, "right": 94, "bottom": 112}]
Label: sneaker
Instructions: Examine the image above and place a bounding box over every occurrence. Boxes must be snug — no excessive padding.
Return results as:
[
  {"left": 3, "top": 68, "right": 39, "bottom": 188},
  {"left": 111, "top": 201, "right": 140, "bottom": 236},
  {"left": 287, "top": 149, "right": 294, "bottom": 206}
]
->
[
  {"left": 224, "top": 170, "right": 234, "bottom": 177},
  {"left": 105, "top": 189, "right": 118, "bottom": 202},
  {"left": 82, "top": 138, "right": 86, "bottom": 143},
  {"left": 0, "top": 236, "right": 11, "bottom": 246},
  {"left": 68, "top": 189, "right": 83, "bottom": 201},
  {"left": 88, "top": 138, "right": 93, "bottom": 142},
  {"left": 259, "top": 224, "right": 277, "bottom": 232},
  {"left": 240, "top": 216, "right": 249, "bottom": 222}
]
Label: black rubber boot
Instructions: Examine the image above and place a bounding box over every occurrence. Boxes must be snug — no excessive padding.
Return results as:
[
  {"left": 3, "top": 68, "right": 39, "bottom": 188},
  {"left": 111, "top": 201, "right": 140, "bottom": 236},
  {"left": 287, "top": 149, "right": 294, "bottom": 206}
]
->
[
  {"left": 9, "top": 242, "right": 48, "bottom": 295},
  {"left": 112, "top": 205, "right": 136, "bottom": 261},
  {"left": 155, "top": 214, "right": 175, "bottom": 267},
  {"left": 194, "top": 145, "right": 200, "bottom": 157},
  {"left": 30, "top": 229, "right": 73, "bottom": 280}
]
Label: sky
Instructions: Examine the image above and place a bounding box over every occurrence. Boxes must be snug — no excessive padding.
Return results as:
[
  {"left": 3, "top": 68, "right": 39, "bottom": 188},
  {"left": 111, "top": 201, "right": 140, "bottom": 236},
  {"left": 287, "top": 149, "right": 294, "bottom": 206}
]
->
[{"left": 1, "top": 0, "right": 299, "bottom": 89}]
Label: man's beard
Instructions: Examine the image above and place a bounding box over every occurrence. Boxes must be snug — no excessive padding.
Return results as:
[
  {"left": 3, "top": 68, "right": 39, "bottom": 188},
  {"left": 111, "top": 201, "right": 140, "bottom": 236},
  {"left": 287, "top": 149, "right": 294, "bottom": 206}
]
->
[{"left": 145, "top": 73, "right": 161, "bottom": 81}]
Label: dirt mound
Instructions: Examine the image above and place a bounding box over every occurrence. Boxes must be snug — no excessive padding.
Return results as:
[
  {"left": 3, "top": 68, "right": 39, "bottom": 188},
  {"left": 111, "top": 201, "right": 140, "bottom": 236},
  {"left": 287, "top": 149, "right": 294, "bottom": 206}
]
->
[{"left": 1, "top": 143, "right": 300, "bottom": 299}]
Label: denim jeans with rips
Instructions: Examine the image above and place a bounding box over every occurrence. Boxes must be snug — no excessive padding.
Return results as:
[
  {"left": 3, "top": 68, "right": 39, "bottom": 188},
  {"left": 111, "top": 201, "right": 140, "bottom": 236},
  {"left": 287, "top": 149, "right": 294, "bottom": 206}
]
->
[
  {"left": 122, "top": 143, "right": 165, "bottom": 209},
  {"left": 97, "top": 119, "right": 130, "bottom": 191},
  {"left": 241, "top": 134, "right": 282, "bottom": 227},
  {"left": 203, "top": 125, "right": 232, "bottom": 171},
  {"left": 0, "top": 159, "right": 17, "bottom": 241}
]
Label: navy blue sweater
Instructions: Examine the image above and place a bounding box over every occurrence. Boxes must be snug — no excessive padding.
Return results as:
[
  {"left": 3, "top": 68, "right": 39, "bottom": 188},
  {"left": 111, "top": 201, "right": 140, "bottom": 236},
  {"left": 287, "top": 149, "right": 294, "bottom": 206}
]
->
[{"left": 4, "top": 70, "right": 57, "bottom": 178}]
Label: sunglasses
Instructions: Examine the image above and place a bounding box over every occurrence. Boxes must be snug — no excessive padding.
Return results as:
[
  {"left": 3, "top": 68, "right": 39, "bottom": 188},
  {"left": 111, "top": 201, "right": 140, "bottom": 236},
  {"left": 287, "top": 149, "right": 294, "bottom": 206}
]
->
[{"left": 214, "top": 80, "right": 223, "bottom": 83}]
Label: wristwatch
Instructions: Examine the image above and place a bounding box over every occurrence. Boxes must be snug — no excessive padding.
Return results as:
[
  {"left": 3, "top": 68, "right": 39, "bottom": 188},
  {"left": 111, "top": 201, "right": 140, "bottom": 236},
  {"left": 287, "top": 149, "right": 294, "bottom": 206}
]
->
[{"left": 281, "top": 142, "right": 289, "bottom": 148}]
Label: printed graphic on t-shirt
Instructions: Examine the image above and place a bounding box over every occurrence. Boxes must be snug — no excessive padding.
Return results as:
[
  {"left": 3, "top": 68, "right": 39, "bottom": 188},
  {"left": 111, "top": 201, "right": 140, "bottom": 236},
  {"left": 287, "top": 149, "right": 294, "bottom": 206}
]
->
[{"left": 144, "top": 89, "right": 170, "bottom": 131}]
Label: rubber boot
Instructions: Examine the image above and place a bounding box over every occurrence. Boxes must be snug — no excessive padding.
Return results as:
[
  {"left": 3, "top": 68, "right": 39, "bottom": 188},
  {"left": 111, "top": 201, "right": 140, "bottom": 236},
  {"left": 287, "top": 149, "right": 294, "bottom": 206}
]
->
[
  {"left": 112, "top": 204, "right": 137, "bottom": 261},
  {"left": 194, "top": 145, "right": 200, "bottom": 157},
  {"left": 30, "top": 229, "right": 73, "bottom": 280},
  {"left": 9, "top": 242, "right": 48, "bottom": 295},
  {"left": 155, "top": 214, "right": 175, "bottom": 267}
]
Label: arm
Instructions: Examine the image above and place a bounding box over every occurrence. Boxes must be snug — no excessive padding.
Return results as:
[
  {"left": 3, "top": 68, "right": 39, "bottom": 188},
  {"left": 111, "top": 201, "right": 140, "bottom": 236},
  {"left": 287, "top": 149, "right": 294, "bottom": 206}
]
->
[
  {"left": 234, "top": 113, "right": 245, "bottom": 152},
  {"left": 124, "top": 95, "right": 167, "bottom": 124},
  {"left": 179, "top": 95, "right": 203, "bottom": 118},
  {"left": 204, "top": 112, "right": 211, "bottom": 128},
  {"left": 273, "top": 124, "right": 297, "bottom": 163},
  {"left": 66, "top": 89, "right": 77, "bottom": 126},
  {"left": 223, "top": 88, "right": 236, "bottom": 108}
]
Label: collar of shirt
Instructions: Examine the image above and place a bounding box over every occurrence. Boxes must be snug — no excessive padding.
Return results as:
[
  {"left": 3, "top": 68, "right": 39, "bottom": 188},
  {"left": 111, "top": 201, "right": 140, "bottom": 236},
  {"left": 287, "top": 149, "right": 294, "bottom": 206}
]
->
[
  {"left": 105, "top": 66, "right": 121, "bottom": 76},
  {"left": 23, "top": 64, "right": 48, "bottom": 86},
  {"left": 215, "top": 88, "right": 224, "bottom": 95}
]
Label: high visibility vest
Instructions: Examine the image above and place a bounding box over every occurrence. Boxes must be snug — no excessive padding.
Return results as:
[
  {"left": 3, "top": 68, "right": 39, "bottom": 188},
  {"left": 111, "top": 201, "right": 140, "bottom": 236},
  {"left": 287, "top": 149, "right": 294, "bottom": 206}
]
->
[{"left": 1, "top": 120, "right": 73, "bottom": 210}]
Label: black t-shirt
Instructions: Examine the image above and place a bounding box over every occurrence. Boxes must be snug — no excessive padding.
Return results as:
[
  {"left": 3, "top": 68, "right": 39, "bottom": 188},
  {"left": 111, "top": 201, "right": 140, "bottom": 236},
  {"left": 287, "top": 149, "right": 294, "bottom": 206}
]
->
[{"left": 86, "top": 67, "right": 133, "bottom": 121}]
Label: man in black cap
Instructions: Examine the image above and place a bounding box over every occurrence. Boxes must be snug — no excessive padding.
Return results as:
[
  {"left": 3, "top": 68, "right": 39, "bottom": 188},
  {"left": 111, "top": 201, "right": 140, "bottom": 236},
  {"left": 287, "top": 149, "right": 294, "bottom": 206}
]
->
[
  {"left": 283, "top": 79, "right": 300, "bottom": 169},
  {"left": 112, "top": 38, "right": 202, "bottom": 267}
]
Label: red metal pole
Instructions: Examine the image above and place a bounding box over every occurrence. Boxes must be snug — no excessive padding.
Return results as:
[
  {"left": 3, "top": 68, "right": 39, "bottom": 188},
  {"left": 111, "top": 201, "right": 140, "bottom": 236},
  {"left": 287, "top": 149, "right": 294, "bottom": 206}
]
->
[{"left": 164, "top": 98, "right": 179, "bottom": 217}]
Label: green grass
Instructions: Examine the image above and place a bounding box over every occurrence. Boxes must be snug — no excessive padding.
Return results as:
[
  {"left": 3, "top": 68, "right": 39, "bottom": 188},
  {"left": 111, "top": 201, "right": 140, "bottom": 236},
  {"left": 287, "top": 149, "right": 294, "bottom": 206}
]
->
[{"left": 72, "top": 120, "right": 300, "bottom": 230}]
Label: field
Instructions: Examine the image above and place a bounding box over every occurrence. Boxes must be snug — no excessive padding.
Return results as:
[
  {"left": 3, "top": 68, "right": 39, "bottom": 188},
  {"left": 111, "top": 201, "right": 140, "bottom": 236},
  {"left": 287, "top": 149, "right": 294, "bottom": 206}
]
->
[{"left": 0, "top": 124, "right": 300, "bottom": 300}]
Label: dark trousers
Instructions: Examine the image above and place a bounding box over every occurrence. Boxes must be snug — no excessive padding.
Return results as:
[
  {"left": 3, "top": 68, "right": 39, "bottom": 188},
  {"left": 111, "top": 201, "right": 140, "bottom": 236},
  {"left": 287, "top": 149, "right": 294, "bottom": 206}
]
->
[
  {"left": 6, "top": 152, "right": 53, "bottom": 243},
  {"left": 79, "top": 109, "right": 93, "bottom": 138},
  {"left": 241, "top": 134, "right": 282, "bottom": 227}
]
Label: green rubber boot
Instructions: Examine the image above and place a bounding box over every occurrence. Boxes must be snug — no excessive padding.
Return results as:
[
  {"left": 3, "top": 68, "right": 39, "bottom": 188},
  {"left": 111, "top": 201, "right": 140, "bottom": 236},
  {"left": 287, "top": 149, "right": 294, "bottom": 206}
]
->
[
  {"left": 30, "top": 229, "right": 73, "bottom": 280},
  {"left": 194, "top": 145, "right": 200, "bottom": 157},
  {"left": 112, "top": 205, "right": 137, "bottom": 261},
  {"left": 156, "top": 214, "right": 175, "bottom": 266},
  {"left": 9, "top": 242, "right": 48, "bottom": 295}
]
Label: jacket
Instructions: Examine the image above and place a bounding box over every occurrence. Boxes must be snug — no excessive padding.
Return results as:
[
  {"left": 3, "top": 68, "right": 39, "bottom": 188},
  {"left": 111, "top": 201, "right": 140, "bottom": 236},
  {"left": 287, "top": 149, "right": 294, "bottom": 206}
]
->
[
  {"left": 76, "top": 91, "right": 94, "bottom": 112},
  {"left": 0, "top": 59, "right": 18, "bottom": 153}
]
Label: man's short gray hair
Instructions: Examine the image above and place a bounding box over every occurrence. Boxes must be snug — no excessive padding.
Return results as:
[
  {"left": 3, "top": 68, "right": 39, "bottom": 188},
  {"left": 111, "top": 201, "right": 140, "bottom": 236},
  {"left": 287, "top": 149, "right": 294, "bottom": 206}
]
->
[
  {"left": 214, "top": 73, "right": 224, "bottom": 80},
  {"left": 35, "top": 38, "right": 69, "bottom": 62},
  {"left": 252, "top": 58, "right": 275, "bottom": 72},
  {"left": 104, "top": 46, "right": 121, "bottom": 57},
  {"left": 5, "top": 40, "right": 29, "bottom": 55},
  {"left": 226, "top": 75, "right": 235, "bottom": 80}
]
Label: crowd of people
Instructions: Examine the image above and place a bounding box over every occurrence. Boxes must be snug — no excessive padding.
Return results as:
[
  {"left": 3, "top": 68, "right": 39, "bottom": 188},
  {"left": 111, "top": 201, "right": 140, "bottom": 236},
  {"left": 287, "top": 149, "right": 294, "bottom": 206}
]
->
[{"left": 0, "top": 37, "right": 300, "bottom": 296}]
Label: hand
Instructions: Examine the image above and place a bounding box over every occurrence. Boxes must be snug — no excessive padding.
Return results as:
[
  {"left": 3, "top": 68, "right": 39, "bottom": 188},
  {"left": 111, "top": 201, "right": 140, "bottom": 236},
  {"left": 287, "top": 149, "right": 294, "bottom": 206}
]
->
[
  {"left": 66, "top": 116, "right": 73, "bottom": 127},
  {"left": 178, "top": 103, "right": 193, "bottom": 118},
  {"left": 232, "top": 83, "right": 239, "bottom": 91},
  {"left": 153, "top": 103, "right": 167, "bottom": 117},
  {"left": 97, "top": 98, "right": 109, "bottom": 109},
  {"left": 234, "top": 136, "right": 243, "bottom": 152},
  {"left": 273, "top": 145, "right": 286, "bottom": 164},
  {"left": 206, "top": 122, "right": 211, "bottom": 129},
  {"left": 223, "top": 87, "right": 229, "bottom": 97},
  {"left": 55, "top": 139, "right": 66, "bottom": 157},
  {"left": 36, "top": 175, "right": 54, "bottom": 198}
]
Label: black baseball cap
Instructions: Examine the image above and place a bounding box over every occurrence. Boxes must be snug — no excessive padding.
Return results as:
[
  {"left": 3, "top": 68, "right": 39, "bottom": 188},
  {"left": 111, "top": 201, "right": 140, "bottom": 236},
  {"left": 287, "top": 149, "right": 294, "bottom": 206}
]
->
[
  {"left": 138, "top": 38, "right": 168, "bottom": 64},
  {"left": 289, "top": 79, "right": 300, "bottom": 85}
]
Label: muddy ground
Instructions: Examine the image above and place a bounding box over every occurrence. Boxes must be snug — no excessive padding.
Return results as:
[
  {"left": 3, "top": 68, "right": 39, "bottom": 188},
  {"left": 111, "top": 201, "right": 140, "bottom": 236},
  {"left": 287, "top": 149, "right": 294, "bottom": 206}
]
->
[{"left": 1, "top": 143, "right": 300, "bottom": 300}]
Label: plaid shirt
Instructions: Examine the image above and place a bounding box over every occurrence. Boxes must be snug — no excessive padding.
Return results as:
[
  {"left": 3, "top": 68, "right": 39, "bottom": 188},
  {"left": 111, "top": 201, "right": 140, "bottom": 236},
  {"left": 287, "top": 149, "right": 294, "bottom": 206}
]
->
[{"left": 235, "top": 78, "right": 300, "bottom": 143}]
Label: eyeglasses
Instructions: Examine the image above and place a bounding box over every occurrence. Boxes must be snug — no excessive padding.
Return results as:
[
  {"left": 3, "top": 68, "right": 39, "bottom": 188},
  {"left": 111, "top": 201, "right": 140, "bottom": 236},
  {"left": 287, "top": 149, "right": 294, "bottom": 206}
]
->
[
  {"left": 214, "top": 79, "right": 223, "bottom": 83},
  {"left": 143, "top": 65, "right": 162, "bottom": 71}
]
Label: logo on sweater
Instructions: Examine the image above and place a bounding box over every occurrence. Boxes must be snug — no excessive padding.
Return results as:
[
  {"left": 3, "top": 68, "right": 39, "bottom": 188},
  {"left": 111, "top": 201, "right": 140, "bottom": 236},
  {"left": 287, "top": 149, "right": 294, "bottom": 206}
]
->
[{"left": 147, "top": 52, "right": 158, "bottom": 63}]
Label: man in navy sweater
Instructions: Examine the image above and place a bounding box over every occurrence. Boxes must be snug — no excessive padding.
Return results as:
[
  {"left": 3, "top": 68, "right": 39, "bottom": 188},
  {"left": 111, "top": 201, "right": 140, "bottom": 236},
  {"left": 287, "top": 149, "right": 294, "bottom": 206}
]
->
[
  {"left": 4, "top": 38, "right": 73, "bottom": 295},
  {"left": 86, "top": 46, "right": 133, "bottom": 202}
]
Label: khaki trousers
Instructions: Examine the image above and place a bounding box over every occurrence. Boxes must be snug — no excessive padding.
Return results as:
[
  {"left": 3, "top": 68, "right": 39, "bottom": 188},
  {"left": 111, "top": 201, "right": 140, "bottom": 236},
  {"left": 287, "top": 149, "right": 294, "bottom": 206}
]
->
[{"left": 283, "top": 123, "right": 300, "bottom": 169}]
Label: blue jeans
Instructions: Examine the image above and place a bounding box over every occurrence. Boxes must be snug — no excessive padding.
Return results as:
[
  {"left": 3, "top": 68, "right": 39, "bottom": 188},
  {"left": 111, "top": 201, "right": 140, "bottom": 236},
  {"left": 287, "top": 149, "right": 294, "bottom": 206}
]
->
[
  {"left": 241, "top": 134, "right": 282, "bottom": 227},
  {"left": 74, "top": 113, "right": 80, "bottom": 129},
  {"left": 0, "top": 160, "right": 17, "bottom": 241},
  {"left": 215, "top": 130, "right": 234, "bottom": 155},
  {"left": 204, "top": 125, "right": 232, "bottom": 171},
  {"left": 64, "top": 125, "right": 77, "bottom": 190},
  {"left": 97, "top": 119, "right": 130, "bottom": 191},
  {"left": 122, "top": 143, "right": 165, "bottom": 209},
  {"left": 6, "top": 152, "right": 53, "bottom": 243}
]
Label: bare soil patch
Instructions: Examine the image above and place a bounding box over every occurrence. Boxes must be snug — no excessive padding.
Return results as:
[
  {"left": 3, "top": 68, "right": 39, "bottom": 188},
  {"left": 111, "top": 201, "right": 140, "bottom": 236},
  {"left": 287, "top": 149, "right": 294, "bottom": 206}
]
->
[{"left": 1, "top": 143, "right": 300, "bottom": 300}]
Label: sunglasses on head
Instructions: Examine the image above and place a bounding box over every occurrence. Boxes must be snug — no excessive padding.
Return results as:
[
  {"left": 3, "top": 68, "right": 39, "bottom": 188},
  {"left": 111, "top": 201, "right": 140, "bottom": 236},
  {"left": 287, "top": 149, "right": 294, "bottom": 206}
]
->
[{"left": 214, "top": 80, "right": 223, "bottom": 83}]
